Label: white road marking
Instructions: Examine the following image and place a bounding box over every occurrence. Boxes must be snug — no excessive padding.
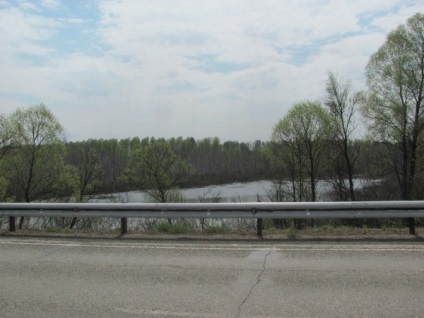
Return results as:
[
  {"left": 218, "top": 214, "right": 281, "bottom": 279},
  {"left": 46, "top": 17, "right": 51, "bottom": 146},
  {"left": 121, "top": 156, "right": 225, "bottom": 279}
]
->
[
  {"left": 118, "top": 308, "right": 285, "bottom": 318},
  {"left": 0, "top": 238, "right": 423, "bottom": 252},
  {"left": 118, "top": 308, "right": 223, "bottom": 318}
]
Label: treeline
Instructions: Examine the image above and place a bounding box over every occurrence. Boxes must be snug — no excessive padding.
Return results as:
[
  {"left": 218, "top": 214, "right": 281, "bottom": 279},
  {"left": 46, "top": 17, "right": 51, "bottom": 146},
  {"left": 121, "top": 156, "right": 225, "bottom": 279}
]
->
[
  {"left": 64, "top": 136, "right": 385, "bottom": 197},
  {"left": 0, "top": 111, "right": 401, "bottom": 204},
  {"left": 66, "top": 137, "right": 271, "bottom": 193}
]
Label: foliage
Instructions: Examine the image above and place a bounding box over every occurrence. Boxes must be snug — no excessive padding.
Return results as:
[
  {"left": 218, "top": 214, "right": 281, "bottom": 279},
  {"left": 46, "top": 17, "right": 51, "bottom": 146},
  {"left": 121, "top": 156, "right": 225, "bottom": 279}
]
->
[
  {"left": 124, "top": 140, "right": 195, "bottom": 203},
  {"left": 0, "top": 113, "right": 13, "bottom": 160},
  {"left": 154, "top": 221, "right": 192, "bottom": 234},
  {"left": 5, "top": 104, "right": 67, "bottom": 203},
  {"left": 272, "top": 101, "right": 334, "bottom": 202},
  {"left": 66, "top": 143, "right": 104, "bottom": 202},
  {"left": 361, "top": 13, "right": 424, "bottom": 200},
  {"left": 0, "top": 174, "right": 8, "bottom": 201},
  {"left": 286, "top": 225, "right": 297, "bottom": 238},
  {"left": 0, "top": 114, "right": 13, "bottom": 199},
  {"left": 63, "top": 137, "right": 270, "bottom": 194}
]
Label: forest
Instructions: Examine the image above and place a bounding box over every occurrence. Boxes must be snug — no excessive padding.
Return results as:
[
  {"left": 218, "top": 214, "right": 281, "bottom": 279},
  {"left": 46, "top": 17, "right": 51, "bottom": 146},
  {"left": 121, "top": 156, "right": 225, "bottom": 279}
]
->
[{"left": 1, "top": 13, "right": 424, "bottom": 230}]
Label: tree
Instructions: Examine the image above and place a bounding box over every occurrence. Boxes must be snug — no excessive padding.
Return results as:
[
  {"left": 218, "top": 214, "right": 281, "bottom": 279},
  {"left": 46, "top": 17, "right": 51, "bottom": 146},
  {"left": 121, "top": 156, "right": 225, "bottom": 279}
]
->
[
  {"left": 0, "top": 114, "right": 13, "bottom": 160},
  {"left": 125, "top": 140, "right": 195, "bottom": 203},
  {"left": 67, "top": 143, "right": 103, "bottom": 228},
  {"left": 325, "top": 72, "right": 360, "bottom": 201},
  {"left": 272, "top": 101, "right": 333, "bottom": 202},
  {"left": 6, "top": 104, "right": 66, "bottom": 228},
  {"left": 67, "top": 143, "right": 103, "bottom": 203},
  {"left": 0, "top": 114, "right": 14, "bottom": 200},
  {"left": 361, "top": 13, "right": 424, "bottom": 201}
]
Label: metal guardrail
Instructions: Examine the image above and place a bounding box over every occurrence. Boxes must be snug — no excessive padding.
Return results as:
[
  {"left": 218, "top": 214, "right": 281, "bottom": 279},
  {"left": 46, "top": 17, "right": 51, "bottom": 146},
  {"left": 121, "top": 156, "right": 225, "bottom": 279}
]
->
[{"left": 1, "top": 201, "right": 422, "bottom": 236}]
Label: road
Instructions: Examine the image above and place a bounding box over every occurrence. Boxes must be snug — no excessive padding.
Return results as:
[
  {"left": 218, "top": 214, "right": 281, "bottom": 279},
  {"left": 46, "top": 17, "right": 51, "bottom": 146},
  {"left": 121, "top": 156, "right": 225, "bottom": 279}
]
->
[{"left": 0, "top": 237, "right": 424, "bottom": 318}]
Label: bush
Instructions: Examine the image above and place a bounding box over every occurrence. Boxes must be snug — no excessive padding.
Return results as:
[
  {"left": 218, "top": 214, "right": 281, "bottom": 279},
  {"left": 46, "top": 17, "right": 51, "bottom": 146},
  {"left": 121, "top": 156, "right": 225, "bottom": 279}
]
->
[{"left": 286, "top": 226, "right": 297, "bottom": 238}]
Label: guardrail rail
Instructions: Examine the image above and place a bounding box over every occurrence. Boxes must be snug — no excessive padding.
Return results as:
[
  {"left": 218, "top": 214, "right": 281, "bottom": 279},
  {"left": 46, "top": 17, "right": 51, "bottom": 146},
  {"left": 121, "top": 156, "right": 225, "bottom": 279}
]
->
[{"left": 0, "top": 201, "right": 422, "bottom": 236}]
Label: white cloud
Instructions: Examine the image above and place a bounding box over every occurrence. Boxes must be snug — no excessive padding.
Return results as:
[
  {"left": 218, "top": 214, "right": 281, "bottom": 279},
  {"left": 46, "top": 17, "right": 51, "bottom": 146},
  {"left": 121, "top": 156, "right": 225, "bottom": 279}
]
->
[
  {"left": 1, "top": 0, "right": 423, "bottom": 141},
  {"left": 371, "top": 3, "right": 424, "bottom": 32},
  {"left": 39, "top": 0, "right": 60, "bottom": 9},
  {"left": 0, "top": 6, "right": 58, "bottom": 61}
]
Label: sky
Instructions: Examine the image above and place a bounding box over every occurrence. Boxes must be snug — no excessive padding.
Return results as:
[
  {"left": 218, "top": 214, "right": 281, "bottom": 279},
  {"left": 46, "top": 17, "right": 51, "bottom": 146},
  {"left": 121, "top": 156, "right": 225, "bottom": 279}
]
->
[{"left": 1, "top": 0, "right": 423, "bottom": 142}]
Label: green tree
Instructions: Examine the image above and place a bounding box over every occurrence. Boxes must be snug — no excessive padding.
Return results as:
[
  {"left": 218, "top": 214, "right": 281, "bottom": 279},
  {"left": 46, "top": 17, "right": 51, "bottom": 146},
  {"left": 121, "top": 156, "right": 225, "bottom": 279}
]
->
[
  {"left": 0, "top": 114, "right": 14, "bottom": 200},
  {"left": 266, "top": 141, "right": 299, "bottom": 202},
  {"left": 68, "top": 144, "right": 103, "bottom": 228},
  {"left": 125, "top": 141, "right": 195, "bottom": 203},
  {"left": 0, "top": 114, "right": 13, "bottom": 160},
  {"left": 361, "top": 13, "right": 424, "bottom": 201},
  {"left": 5, "top": 104, "right": 66, "bottom": 228},
  {"left": 67, "top": 143, "right": 103, "bottom": 203},
  {"left": 272, "top": 101, "right": 333, "bottom": 202}
]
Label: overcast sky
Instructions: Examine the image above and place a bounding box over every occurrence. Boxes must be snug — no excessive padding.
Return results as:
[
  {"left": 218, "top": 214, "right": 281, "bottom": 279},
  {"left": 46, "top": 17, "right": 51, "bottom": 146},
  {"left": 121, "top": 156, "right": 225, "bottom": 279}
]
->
[{"left": 1, "top": 0, "right": 423, "bottom": 142}]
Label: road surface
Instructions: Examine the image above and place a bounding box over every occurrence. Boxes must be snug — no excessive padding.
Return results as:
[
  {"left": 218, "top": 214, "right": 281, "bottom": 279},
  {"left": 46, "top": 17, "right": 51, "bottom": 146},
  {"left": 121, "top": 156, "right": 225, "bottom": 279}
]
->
[{"left": 0, "top": 237, "right": 424, "bottom": 317}]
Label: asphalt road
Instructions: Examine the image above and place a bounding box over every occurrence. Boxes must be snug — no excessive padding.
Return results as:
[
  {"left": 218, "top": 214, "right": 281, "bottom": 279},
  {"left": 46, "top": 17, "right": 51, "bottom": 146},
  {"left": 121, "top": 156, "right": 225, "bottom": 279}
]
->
[{"left": 0, "top": 237, "right": 424, "bottom": 318}]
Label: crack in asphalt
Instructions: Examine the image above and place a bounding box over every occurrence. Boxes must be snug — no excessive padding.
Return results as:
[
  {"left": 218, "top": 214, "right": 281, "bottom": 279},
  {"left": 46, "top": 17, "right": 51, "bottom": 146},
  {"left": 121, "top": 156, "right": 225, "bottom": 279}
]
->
[{"left": 235, "top": 248, "right": 273, "bottom": 318}]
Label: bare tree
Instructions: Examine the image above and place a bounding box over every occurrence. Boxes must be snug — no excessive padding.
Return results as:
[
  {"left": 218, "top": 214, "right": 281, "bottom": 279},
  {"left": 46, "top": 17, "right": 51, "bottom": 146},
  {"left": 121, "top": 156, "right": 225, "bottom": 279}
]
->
[{"left": 325, "top": 72, "right": 360, "bottom": 201}]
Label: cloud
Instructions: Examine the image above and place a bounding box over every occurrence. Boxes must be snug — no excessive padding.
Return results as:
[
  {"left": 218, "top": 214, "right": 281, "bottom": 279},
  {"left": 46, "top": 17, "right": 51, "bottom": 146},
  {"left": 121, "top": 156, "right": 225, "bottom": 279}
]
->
[
  {"left": 0, "top": 6, "right": 57, "bottom": 59},
  {"left": 1, "top": 0, "right": 424, "bottom": 142}
]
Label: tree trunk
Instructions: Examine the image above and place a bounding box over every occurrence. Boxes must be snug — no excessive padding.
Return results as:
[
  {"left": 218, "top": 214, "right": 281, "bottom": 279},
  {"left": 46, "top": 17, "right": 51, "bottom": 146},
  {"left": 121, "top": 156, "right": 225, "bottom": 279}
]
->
[
  {"left": 70, "top": 217, "right": 78, "bottom": 229},
  {"left": 19, "top": 216, "right": 25, "bottom": 229}
]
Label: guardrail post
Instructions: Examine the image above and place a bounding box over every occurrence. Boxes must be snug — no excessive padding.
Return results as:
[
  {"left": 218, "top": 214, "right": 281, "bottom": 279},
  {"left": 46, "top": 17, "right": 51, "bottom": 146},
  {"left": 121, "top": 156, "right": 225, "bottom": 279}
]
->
[
  {"left": 9, "top": 216, "right": 16, "bottom": 232},
  {"left": 408, "top": 218, "right": 416, "bottom": 235},
  {"left": 257, "top": 218, "right": 263, "bottom": 238},
  {"left": 121, "top": 217, "right": 128, "bottom": 235}
]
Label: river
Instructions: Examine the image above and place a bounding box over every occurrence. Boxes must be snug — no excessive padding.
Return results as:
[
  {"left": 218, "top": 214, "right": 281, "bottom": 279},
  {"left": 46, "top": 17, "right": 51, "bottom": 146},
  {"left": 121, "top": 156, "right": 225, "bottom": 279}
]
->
[
  {"left": 95, "top": 179, "right": 374, "bottom": 203},
  {"left": 95, "top": 180, "right": 272, "bottom": 203}
]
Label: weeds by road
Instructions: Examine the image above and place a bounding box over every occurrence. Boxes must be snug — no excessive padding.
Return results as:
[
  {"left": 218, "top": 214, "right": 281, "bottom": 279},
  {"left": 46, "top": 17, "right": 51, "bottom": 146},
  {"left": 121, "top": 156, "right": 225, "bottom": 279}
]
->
[{"left": 1, "top": 225, "right": 423, "bottom": 241}]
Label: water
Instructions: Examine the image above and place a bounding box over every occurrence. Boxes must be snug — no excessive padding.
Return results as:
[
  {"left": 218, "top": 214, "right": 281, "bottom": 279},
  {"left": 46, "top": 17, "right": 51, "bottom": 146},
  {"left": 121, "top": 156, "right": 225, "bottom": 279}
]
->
[
  {"left": 97, "top": 180, "right": 272, "bottom": 203},
  {"left": 95, "top": 178, "right": 375, "bottom": 203},
  {"left": 182, "top": 180, "right": 271, "bottom": 202}
]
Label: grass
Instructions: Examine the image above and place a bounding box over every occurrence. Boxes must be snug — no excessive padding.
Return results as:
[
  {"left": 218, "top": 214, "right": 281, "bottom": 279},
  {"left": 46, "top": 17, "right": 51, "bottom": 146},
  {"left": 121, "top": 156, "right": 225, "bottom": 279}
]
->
[
  {"left": 154, "top": 221, "right": 191, "bottom": 234},
  {"left": 286, "top": 226, "right": 297, "bottom": 239},
  {"left": 45, "top": 226, "right": 62, "bottom": 233},
  {"left": 3, "top": 221, "right": 421, "bottom": 239},
  {"left": 204, "top": 225, "right": 227, "bottom": 234}
]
